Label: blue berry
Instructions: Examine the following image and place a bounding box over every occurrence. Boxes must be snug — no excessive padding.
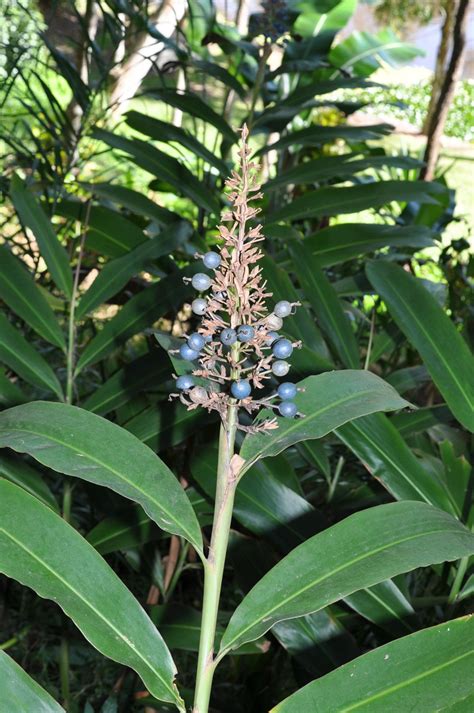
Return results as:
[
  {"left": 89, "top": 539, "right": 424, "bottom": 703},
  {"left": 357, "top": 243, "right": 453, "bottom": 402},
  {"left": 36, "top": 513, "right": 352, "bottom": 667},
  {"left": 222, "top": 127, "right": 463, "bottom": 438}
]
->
[
  {"left": 192, "top": 273, "right": 212, "bottom": 291},
  {"left": 272, "top": 338, "right": 293, "bottom": 359},
  {"left": 203, "top": 252, "right": 221, "bottom": 269},
  {"left": 267, "top": 331, "right": 280, "bottom": 344},
  {"left": 176, "top": 375, "right": 194, "bottom": 390},
  {"left": 180, "top": 344, "right": 199, "bottom": 361},
  {"left": 231, "top": 380, "right": 251, "bottom": 399},
  {"left": 188, "top": 332, "right": 205, "bottom": 351},
  {"left": 279, "top": 401, "right": 297, "bottom": 418},
  {"left": 274, "top": 300, "right": 292, "bottom": 318},
  {"left": 192, "top": 298, "right": 207, "bottom": 315},
  {"left": 278, "top": 382, "right": 297, "bottom": 400},
  {"left": 237, "top": 325, "right": 255, "bottom": 342},
  {"left": 220, "top": 328, "right": 237, "bottom": 346},
  {"left": 272, "top": 360, "right": 290, "bottom": 376}
]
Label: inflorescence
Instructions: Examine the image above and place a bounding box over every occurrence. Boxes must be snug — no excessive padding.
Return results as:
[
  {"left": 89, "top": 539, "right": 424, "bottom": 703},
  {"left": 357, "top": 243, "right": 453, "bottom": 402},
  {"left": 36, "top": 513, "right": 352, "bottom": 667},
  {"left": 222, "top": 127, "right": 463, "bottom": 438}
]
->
[{"left": 169, "top": 125, "right": 303, "bottom": 433}]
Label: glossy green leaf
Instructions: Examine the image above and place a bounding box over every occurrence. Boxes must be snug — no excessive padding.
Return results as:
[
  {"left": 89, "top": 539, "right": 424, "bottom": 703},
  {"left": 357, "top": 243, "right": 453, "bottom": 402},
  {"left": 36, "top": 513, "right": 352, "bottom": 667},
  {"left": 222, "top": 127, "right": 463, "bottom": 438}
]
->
[
  {"left": 77, "top": 226, "right": 190, "bottom": 318},
  {"left": 86, "top": 505, "right": 159, "bottom": 555},
  {"left": 93, "top": 130, "right": 219, "bottom": 214},
  {"left": 0, "top": 246, "right": 65, "bottom": 349},
  {"left": 256, "top": 123, "right": 393, "bottom": 155},
  {"left": 305, "top": 224, "right": 435, "bottom": 267},
  {"left": 0, "top": 451, "right": 58, "bottom": 512},
  {"left": 240, "top": 371, "right": 411, "bottom": 472},
  {"left": 329, "top": 29, "right": 421, "bottom": 77},
  {"left": 192, "top": 59, "right": 246, "bottom": 98},
  {"left": 344, "top": 579, "right": 415, "bottom": 636},
  {"left": 270, "top": 181, "right": 445, "bottom": 223},
  {"left": 0, "top": 314, "right": 63, "bottom": 399},
  {"left": 126, "top": 111, "right": 229, "bottom": 176},
  {"left": 390, "top": 405, "right": 451, "bottom": 437},
  {"left": 336, "top": 413, "right": 458, "bottom": 516},
  {"left": 125, "top": 402, "right": 216, "bottom": 452},
  {"left": 0, "top": 650, "right": 64, "bottom": 712},
  {"left": 145, "top": 88, "right": 236, "bottom": 143},
  {"left": 80, "top": 184, "right": 182, "bottom": 227},
  {"left": 219, "top": 502, "right": 474, "bottom": 653},
  {"left": 0, "top": 480, "right": 182, "bottom": 708},
  {"left": 0, "top": 402, "right": 202, "bottom": 551},
  {"left": 82, "top": 352, "right": 170, "bottom": 416},
  {"left": 10, "top": 175, "right": 72, "bottom": 297},
  {"left": 264, "top": 154, "right": 421, "bottom": 190},
  {"left": 366, "top": 261, "right": 474, "bottom": 431},
  {"left": 272, "top": 616, "right": 474, "bottom": 712},
  {"left": 0, "top": 368, "right": 27, "bottom": 408},
  {"left": 289, "top": 243, "right": 359, "bottom": 368}
]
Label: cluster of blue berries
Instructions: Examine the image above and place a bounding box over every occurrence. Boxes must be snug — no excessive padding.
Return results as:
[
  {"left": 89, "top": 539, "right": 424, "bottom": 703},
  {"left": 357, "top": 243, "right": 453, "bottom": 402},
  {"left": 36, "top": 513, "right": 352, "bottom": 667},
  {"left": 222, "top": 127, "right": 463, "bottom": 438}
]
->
[{"left": 249, "top": 0, "right": 292, "bottom": 42}]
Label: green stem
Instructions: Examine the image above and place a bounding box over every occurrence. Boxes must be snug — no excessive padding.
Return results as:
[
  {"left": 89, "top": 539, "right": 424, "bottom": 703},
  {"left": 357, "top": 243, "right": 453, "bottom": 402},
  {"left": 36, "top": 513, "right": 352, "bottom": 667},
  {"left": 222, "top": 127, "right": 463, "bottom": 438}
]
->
[
  {"left": 247, "top": 42, "right": 272, "bottom": 131},
  {"left": 193, "top": 405, "right": 238, "bottom": 713},
  {"left": 59, "top": 636, "right": 70, "bottom": 709},
  {"left": 448, "top": 556, "right": 468, "bottom": 604}
]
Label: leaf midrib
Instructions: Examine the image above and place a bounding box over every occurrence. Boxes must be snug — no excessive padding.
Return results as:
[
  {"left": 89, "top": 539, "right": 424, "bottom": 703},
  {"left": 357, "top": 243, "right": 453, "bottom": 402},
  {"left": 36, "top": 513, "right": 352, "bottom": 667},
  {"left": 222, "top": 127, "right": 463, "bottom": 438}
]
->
[
  {"left": 0, "top": 527, "right": 176, "bottom": 699},
  {"left": 221, "top": 526, "right": 466, "bottom": 652}
]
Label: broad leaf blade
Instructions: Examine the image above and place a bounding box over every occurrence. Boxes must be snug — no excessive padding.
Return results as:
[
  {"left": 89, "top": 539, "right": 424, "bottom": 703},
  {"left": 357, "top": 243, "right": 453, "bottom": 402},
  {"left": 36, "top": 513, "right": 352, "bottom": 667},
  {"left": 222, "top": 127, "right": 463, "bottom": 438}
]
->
[
  {"left": 240, "top": 371, "right": 411, "bottom": 470},
  {"left": 0, "top": 480, "right": 181, "bottom": 707},
  {"left": 271, "top": 616, "right": 474, "bottom": 712},
  {"left": 10, "top": 175, "right": 72, "bottom": 297},
  {"left": 0, "top": 246, "right": 65, "bottom": 349},
  {"left": 0, "top": 402, "right": 202, "bottom": 551},
  {"left": 366, "top": 261, "right": 474, "bottom": 431},
  {"left": 0, "top": 650, "right": 64, "bottom": 712},
  {"left": 0, "top": 313, "right": 63, "bottom": 399},
  {"left": 219, "top": 502, "right": 474, "bottom": 653}
]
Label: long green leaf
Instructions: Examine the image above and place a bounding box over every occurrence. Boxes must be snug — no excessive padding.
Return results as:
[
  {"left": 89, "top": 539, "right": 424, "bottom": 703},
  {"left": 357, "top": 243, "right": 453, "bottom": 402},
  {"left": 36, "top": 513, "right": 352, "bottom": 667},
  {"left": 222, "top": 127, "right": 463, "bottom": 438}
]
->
[
  {"left": 0, "top": 368, "right": 27, "bottom": 408},
  {"left": 86, "top": 505, "right": 160, "bottom": 555},
  {"left": 93, "top": 130, "right": 219, "bottom": 214},
  {"left": 0, "top": 650, "right": 64, "bottom": 712},
  {"left": 305, "top": 224, "right": 435, "bottom": 267},
  {"left": 10, "top": 175, "right": 72, "bottom": 297},
  {"left": 255, "top": 123, "right": 393, "bottom": 155},
  {"left": 0, "top": 402, "right": 202, "bottom": 551},
  {"left": 219, "top": 502, "right": 474, "bottom": 653},
  {"left": 0, "top": 451, "right": 59, "bottom": 511},
  {"left": 329, "top": 28, "right": 422, "bottom": 77},
  {"left": 0, "top": 480, "right": 182, "bottom": 708},
  {"left": 270, "top": 181, "right": 445, "bottom": 223},
  {"left": 240, "top": 371, "right": 411, "bottom": 471},
  {"left": 80, "top": 184, "right": 182, "bottom": 227},
  {"left": 366, "top": 261, "right": 474, "bottom": 431},
  {"left": 0, "top": 313, "right": 63, "bottom": 399},
  {"left": 336, "top": 413, "right": 459, "bottom": 516},
  {"left": 77, "top": 226, "right": 190, "bottom": 318},
  {"left": 0, "top": 246, "right": 65, "bottom": 349},
  {"left": 289, "top": 243, "right": 359, "bottom": 368},
  {"left": 272, "top": 616, "right": 474, "bottom": 712},
  {"left": 344, "top": 579, "right": 415, "bottom": 636}
]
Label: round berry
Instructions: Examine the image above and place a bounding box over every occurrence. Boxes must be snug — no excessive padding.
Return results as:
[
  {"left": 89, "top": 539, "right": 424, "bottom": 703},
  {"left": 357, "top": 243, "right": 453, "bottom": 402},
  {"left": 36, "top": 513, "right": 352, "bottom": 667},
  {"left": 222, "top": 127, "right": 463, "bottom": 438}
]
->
[
  {"left": 274, "top": 300, "right": 292, "bottom": 318},
  {"left": 273, "top": 338, "right": 293, "bottom": 359},
  {"left": 266, "top": 331, "right": 280, "bottom": 344},
  {"left": 192, "top": 298, "right": 207, "bottom": 315},
  {"left": 189, "top": 386, "right": 208, "bottom": 403},
  {"left": 266, "top": 313, "right": 283, "bottom": 331},
  {"left": 203, "top": 334, "right": 212, "bottom": 343},
  {"left": 278, "top": 382, "right": 297, "bottom": 400},
  {"left": 237, "top": 325, "right": 255, "bottom": 343},
  {"left": 220, "top": 328, "right": 237, "bottom": 346},
  {"left": 231, "top": 380, "right": 251, "bottom": 399},
  {"left": 272, "top": 360, "right": 290, "bottom": 377},
  {"left": 176, "top": 375, "right": 194, "bottom": 390},
  {"left": 279, "top": 401, "right": 297, "bottom": 418},
  {"left": 192, "top": 273, "right": 212, "bottom": 291},
  {"left": 187, "top": 332, "right": 205, "bottom": 351},
  {"left": 179, "top": 344, "right": 199, "bottom": 361},
  {"left": 203, "top": 252, "right": 221, "bottom": 269}
]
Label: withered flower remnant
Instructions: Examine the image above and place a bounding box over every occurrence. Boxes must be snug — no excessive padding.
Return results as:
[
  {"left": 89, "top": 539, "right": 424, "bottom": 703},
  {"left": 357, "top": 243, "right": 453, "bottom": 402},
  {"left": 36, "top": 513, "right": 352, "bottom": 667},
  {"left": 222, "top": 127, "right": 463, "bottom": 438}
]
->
[{"left": 170, "top": 125, "right": 302, "bottom": 432}]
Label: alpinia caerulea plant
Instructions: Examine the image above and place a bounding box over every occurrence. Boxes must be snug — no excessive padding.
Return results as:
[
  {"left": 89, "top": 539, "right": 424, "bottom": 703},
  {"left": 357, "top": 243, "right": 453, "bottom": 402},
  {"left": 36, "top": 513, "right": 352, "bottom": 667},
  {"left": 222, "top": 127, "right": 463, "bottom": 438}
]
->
[{"left": 0, "top": 127, "right": 474, "bottom": 713}]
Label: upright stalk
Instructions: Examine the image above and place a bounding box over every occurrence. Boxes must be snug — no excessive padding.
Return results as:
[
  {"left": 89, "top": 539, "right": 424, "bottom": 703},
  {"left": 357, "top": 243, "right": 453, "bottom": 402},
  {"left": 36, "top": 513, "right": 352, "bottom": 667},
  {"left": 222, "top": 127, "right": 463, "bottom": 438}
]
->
[{"left": 193, "top": 405, "right": 238, "bottom": 713}]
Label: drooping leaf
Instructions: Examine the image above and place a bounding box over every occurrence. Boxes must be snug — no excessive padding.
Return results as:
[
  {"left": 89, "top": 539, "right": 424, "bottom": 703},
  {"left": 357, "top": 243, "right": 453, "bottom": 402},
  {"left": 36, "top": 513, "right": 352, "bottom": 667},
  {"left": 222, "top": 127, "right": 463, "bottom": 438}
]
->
[
  {"left": 271, "top": 616, "right": 474, "bottom": 712},
  {"left": 344, "top": 579, "right": 415, "bottom": 636},
  {"left": 0, "top": 402, "right": 202, "bottom": 551},
  {"left": 336, "top": 413, "right": 459, "bottom": 516},
  {"left": 366, "top": 261, "right": 474, "bottom": 431},
  {"left": 0, "top": 480, "right": 182, "bottom": 708},
  {"left": 10, "top": 175, "right": 72, "bottom": 297},
  {"left": 0, "top": 650, "right": 65, "bottom": 712},
  {"left": 0, "top": 313, "right": 63, "bottom": 399},
  {"left": 219, "top": 502, "right": 474, "bottom": 653},
  {"left": 289, "top": 243, "right": 359, "bottom": 368},
  {"left": 0, "top": 246, "right": 65, "bottom": 349},
  {"left": 0, "top": 451, "right": 58, "bottom": 512},
  {"left": 240, "top": 371, "right": 411, "bottom": 472},
  {"left": 256, "top": 123, "right": 393, "bottom": 155},
  {"left": 270, "top": 181, "right": 446, "bottom": 223},
  {"left": 329, "top": 29, "right": 422, "bottom": 77}
]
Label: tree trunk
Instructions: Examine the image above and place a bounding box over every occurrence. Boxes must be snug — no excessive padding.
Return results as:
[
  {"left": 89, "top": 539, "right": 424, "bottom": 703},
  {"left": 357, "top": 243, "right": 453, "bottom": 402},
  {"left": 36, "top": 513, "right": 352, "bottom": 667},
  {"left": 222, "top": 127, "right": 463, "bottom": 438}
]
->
[
  {"left": 420, "top": 0, "right": 470, "bottom": 181},
  {"left": 422, "top": 1, "right": 455, "bottom": 134}
]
